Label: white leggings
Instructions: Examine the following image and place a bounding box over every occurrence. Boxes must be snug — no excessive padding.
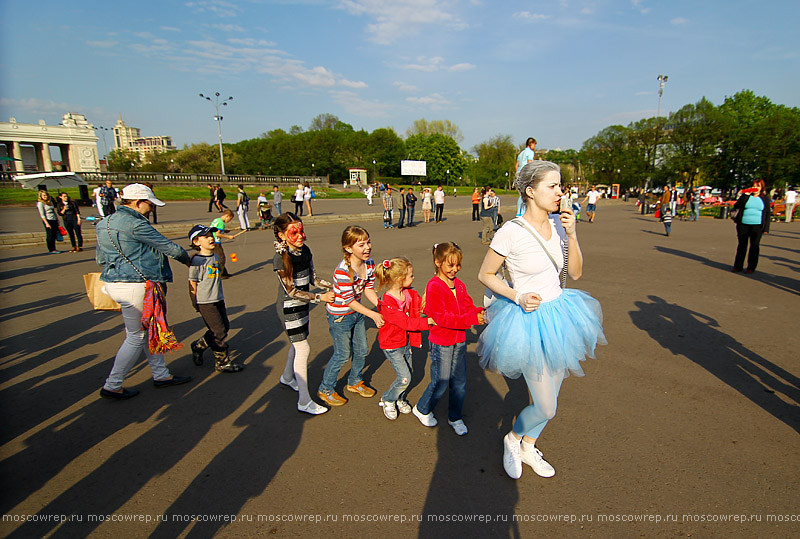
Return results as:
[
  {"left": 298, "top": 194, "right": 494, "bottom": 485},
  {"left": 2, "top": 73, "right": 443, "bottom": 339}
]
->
[
  {"left": 513, "top": 363, "right": 565, "bottom": 439},
  {"left": 282, "top": 340, "right": 312, "bottom": 405},
  {"left": 103, "top": 282, "right": 171, "bottom": 390}
]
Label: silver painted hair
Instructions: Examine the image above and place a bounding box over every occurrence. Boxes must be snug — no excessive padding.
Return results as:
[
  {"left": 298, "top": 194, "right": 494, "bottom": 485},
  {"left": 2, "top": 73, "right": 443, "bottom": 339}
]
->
[{"left": 514, "top": 160, "right": 560, "bottom": 200}]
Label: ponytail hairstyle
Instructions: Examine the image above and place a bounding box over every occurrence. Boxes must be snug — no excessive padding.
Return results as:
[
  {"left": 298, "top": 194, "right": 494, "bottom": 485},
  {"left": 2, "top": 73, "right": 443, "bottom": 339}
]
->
[
  {"left": 375, "top": 257, "right": 412, "bottom": 291},
  {"left": 341, "top": 225, "right": 370, "bottom": 281},
  {"left": 431, "top": 242, "right": 463, "bottom": 274},
  {"left": 273, "top": 212, "right": 303, "bottom": 279}
]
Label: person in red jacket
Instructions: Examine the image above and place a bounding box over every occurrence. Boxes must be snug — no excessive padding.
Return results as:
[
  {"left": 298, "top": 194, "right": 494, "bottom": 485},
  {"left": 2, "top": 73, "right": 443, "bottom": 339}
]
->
[
  {"left": 375, "top": 257, "right": 435, "bottom": 420},
  {"left": 413, "top": 242, "right": 485, "bottom": 436}
]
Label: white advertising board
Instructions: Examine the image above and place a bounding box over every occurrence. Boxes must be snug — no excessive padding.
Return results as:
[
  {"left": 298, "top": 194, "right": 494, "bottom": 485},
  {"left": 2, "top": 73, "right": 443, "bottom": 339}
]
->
[{"left": 401, "top": 160, "right": 427, "bottom": 176}]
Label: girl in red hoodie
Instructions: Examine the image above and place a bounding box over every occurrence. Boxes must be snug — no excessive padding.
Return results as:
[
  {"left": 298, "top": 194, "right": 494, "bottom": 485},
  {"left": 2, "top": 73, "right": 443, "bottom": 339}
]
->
[
  {"left": 376, "top": 257, "right": 435, "bottom": 420},
  {"left": 413, "top": 243, "right": 485, "bottom": 436}
]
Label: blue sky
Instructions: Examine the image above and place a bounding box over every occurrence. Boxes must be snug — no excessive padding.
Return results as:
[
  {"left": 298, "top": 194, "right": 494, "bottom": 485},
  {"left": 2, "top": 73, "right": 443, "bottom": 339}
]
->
[{"left": 1, "top": 0, "right": 798, "bottom": 156}]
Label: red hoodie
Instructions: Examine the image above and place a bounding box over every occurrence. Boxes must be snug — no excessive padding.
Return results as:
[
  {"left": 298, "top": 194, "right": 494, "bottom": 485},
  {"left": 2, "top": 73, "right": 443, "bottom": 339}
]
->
[
  {"left": 377, "top": 288, "right": 429, "bottom": 349},
  {"left": 423, "top": 276, "right": 483, "bottom": 346}
]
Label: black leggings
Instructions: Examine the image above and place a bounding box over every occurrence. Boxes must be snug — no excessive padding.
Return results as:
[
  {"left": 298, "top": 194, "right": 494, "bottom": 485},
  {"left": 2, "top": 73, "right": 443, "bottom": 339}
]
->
[
  {"left": 63, "top": 215, "right": 83, "bottom": 248},
  {"left": 294, "top": 200, "right": 303, "bottom": 216},
  {"left": 734, "top": 223, "right": 764, "bottom": 271},
  {"left": 435, "top": 203, "right": 444, "bottom": 222},
  {"left": 44, "top": 219, "right": 59, "bottom": 252}
]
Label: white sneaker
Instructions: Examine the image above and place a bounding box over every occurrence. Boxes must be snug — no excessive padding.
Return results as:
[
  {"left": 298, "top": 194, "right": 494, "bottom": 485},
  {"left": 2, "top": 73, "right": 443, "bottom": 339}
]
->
[
  {"left": 448, "top": 419, "right": 468, "bottom": 436},
  {"left": 297, "top": 400, "right": 328, "bottom": 415},
  {"left": 412, "top": 405, "right": 437, "bottom": 427},
  {"left": 503, "top": 433, "right": 522, "bottom": 479},
  {"left": 396, "top": 400, "right": 412, "bottom": 414},
  {"left": 280, "top": 376, "right": 299, "bottom": 392},
  {"left": 520, "top": 443, "right": 555, "bottom": 477},
  {"left": 379, "top": 400, "right": 398, "bottom": 420}
]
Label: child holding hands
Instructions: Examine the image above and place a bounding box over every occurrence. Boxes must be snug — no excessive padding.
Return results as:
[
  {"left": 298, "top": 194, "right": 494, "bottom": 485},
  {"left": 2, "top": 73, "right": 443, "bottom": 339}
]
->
[
  {"left": 375, "top": 257, "right": 434, "bottom": 420},
  {"left": 187, "top": 225, "right": 243, "bottom": 373},
  {"left": 413, "top": 242, "right": 485, "bottom": 435}
]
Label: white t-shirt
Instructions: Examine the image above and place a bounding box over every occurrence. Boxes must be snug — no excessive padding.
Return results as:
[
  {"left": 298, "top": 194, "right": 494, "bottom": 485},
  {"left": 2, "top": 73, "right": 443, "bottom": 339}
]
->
[
  {"left": 303, "top": 186, "right": 311, "bottom": 201},
  {"left": 786, "top": 190, "right": 797, "bottom": 204},
  {"left": 433, "top": 189, "right": 445, "bottom": 204},
  {"left": 587, "top": 190, "right": 601, "bottom": 204},
  {"left": 490, "top": 218, "right": 565, "bottom": 303},
  {"left": 294, "top": 188, "right": 304, "bottom": 202}
]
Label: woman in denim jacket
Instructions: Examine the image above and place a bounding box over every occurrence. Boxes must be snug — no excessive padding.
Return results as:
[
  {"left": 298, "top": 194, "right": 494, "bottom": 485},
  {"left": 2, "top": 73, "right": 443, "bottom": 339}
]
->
[{"left": 96, "top": 184, "right": 192, "bottom": 400}]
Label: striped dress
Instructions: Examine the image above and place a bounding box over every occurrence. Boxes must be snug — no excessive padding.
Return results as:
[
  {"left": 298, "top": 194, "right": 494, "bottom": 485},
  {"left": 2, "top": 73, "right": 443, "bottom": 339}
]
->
[{"left": 274, "top": 245, "right": 314, "bottom": 342}]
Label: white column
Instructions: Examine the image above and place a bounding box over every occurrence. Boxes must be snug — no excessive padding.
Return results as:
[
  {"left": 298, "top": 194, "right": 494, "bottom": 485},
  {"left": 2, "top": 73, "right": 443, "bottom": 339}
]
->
[
  {"left": 41, "top": 142, "right": 53, "bottom": 172},
  {"left": 12, "top": 142, "right": 23, "bottom": 173}
]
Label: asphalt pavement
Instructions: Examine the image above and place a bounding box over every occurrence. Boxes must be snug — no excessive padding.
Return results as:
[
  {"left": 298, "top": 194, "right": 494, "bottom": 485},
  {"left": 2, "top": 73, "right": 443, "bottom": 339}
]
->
[{"left": 0, "top": 199, "right": 798, "bottom": 537}]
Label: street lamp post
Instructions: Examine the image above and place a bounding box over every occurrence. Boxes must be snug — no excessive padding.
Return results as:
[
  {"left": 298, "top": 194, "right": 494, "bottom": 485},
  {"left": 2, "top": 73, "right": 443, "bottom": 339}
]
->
[
  {"left": 199, "top": 92, "right": 233, "bottom": 176},
  {"left": 656, "top": 74, "right": 668, "bottom": 119},
  {"left": 651, "top": 74, "right": 669, "bottom": 192},
  {"left": 95, "top": 126, "right": 110, "bottom": 163}
]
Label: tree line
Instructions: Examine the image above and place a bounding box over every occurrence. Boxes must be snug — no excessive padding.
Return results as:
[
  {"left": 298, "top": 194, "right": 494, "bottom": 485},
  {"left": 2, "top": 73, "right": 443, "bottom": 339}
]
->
[{"left": 108, "top": 91, "right": 800, "bottom": 191}]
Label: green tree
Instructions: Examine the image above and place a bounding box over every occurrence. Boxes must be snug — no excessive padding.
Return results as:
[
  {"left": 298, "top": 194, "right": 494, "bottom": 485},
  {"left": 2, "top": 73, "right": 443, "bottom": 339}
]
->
[
  {"left": 471, "top": 134, "right": 516, "bottom": 186},
  {"left": 663, "top": 98, "right": 716, "bottom": 188},
  {"left": 755, "top": 105, "right": 800, "bottom": 188},
  {"left": 405, "top": 133, "right": 466, "bottom": 185},
  {"left": 406, "top": 119, "right": 464, "bottom": 144},
  {"left": 107, "top": 148, "right": 140, "bottom": 172},
  {"left": 309, "top": 113, "right": 340, "bottom": 131}
]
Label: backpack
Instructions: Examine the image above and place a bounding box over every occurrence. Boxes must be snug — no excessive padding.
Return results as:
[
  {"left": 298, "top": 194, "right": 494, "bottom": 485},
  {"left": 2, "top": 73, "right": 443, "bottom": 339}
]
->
[
  {"left": 310, "top": 189, "right": 316, "bottom": 199},
  {"left": 241, "top": 192, "right": 249, "bottom": 205}
]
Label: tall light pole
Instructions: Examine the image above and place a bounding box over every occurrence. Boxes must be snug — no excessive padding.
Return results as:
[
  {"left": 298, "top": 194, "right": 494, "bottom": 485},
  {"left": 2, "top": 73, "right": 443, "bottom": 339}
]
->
[
  {"left": 95, "top": 126, "right": 110, "bottom": 160},
  {"left": 656, "top": 74, "right": 668, "bottom": 118},
  {"left": 199, "top": 92, "right": 233, "bottom": 176}
]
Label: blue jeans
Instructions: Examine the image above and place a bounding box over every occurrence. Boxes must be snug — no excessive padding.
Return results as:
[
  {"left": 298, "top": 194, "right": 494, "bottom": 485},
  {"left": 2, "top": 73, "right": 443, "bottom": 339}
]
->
[
  {"left": 319, "top": 312, "right": 367, "bottom": 394},
  {"left": 691, "top": 204, "right": 700, "bottom": 221},
  {"left": 381, "top": 345, "right": 412, "bottom": 402},
  {"left": 398, "top": 207, "right": 406, "bottom": 227},
  {"left": 406, "top": 206, "right": 415, "bottom": 226},
  {"left": 416, "top": 340, "right": 466, "bottom": 421},
  {"left": 274, "top": 202, "right": 282, "bottom": 215}
]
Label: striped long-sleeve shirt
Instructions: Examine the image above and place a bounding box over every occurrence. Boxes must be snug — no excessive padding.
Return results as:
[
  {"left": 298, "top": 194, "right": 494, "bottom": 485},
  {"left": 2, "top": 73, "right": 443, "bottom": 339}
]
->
[{"left": 326, "top": 258, "right": 375, "bottom": 316}]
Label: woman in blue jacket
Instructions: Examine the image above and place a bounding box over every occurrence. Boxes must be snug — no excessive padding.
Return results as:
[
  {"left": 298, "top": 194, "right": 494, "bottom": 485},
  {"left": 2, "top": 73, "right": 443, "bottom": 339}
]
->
[
  {"left": 731, "top": 179, "right": 770, "bottom": 274},
  {"left": 96, "top": 184, "right": 193, "bottom": 400}
]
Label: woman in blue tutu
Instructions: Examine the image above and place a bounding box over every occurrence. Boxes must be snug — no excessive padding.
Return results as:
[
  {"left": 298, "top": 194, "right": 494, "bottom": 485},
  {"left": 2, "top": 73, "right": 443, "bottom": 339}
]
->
[{"left": 477, "top": 160, "right": 606, "bottom": 480}]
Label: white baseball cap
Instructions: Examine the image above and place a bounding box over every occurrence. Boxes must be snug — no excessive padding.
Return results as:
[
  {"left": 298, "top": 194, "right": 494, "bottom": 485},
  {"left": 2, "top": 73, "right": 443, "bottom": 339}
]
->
[{"left": 120, "top": 183, "right": 165, "bottom": 206}]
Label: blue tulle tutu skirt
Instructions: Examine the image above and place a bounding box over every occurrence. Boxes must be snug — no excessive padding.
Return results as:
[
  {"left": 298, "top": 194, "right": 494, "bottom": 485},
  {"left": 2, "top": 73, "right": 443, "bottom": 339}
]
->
[{"left": 477, "top": 289, "right": 607, "bottom": 380}]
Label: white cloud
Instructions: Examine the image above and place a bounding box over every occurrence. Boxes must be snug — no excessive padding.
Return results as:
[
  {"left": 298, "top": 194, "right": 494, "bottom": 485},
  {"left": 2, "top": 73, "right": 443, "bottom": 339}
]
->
[
  {"left": 670, "top": 17, "right": 688, "bottom": 25},
  {"left": 228, "top": 38, "right": 279, "bottom": 48},
  {"left": 401, "top": 56, "right": 473, "bottom": 72},
  {"left": 406, "top": 93, "right": 453, "bottom": 110},
  {"left": 330, "top": 91, "right": 391, "bottom": 117},
  {"left": 87, "top": 40, "right": 118, "bottom": 48},
  {"left": 448, "top": 62, "right": 475, "bottom": 72},
  {"left": 631, "top": 0, "right": 649, "bottom": 14},
  {"left": 580, "top": 7, "right": 594, "bottom": 15},
  {"left": 339, "top": 78, "right": 368, "bottom": 88},
  {"left": 211, "top": 23, "right": 246, "bottom": 32},
  {"left": 0, "top": 98, "right": 108, "bottom": 124},
  {"left": 161, "top": 26, "right": 181, "bottom": 32},
  {"left": 393, "top": 81, "right": 418, "bottom": 93},
  {"left": 293, "top": 66, "right": 337, "bottom": 87},
  {"left": 338, "top": 0, "right": 467, "bottom": 45},
  {"left": 514, "top": 11, "right": 549, "bottom": 21},
  {"left": 185, "top": 0, "right": 242, "bottom": 18}
]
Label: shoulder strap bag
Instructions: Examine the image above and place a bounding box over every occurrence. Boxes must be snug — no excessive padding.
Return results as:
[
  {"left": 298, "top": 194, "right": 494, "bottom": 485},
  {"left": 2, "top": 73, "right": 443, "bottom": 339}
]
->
[{"left": 510, "top": 217, "right": 569, "bottom": 288}]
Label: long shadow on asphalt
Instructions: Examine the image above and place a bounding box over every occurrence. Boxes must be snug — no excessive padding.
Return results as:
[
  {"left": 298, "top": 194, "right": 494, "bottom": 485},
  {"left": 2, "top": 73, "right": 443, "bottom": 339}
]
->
[
  {"left": 630, "top": 295, "right": 800, "bottom": 435},
  {"left": 3, "top": 303, "right": 285, "bottom": 537},
  {"left": 655, "top": 246, "right": 800, "bottom": 297},
  {"left": 417, "top": 327, "right": 527, "bottom": 536},
  {"left": 0, "top": 258, "right": 86, "bottom": 281}
]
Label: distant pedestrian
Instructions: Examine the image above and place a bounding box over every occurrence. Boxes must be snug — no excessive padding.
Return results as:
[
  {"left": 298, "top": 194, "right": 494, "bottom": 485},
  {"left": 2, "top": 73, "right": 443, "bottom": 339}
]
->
[
  {"left": 100, "top": 179, "right": 118, "bottom": 216},
  {"left": 406, "top": 187, "right": 417, "bottom": 226},
  {"left": 57, "top": 192, "right": 83, "bottom": 252},
  {"left": 293, "top": 183, "right": 304, "bottom": 215},
  {"left": 398, "top": 188, "right": 407, "bottom": 229},
  {"left": 422, "top": 188, "right": 432, "bottom": 223},
  {"left": 731, "top": 179, "right": 770, "bottom": 274},
  {"left": 382, "top": 187, "right": 395, "bottom": 228},
  {"left": 365, "top": 184, "right": 374, "bottom": 205},
  {"left": 785, "top": 186, "right": 797, "bottom": 223},
  {"left": 207, "top": 184, "right": 216, "bottom": 213},
  {"left": 582, "top": 185, "right": 601, "bottom": 223},
  {"left": 36, "top": 190, "right": 61, "bottom": 254},
  {"left": 215, "top": 185, "right": 229, "bottom": 212},
  {"left": 211, "top": 210, "right": 236, "bottom": 278},
  {"left": 433, "top": 185, "right": 445, "bottom": 223},
  {"left": 272, "top": 185, "right": 283, "bottom": 216},
  {"left": 661, "top": 206, "right": 673, "bottom": 236},
  {"left": 236, "top": 184, "right": 250, "bottom": 230},
  {"left": 303, "top": 182, "right": 313, "bottom": 217},
  {"left": 472, "top": 188, "right": 481, "bottom": 221}
]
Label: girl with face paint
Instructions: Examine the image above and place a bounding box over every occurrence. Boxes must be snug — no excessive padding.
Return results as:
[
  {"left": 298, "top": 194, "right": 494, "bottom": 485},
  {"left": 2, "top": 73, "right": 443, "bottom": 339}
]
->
[{"left": 273, "top": 213, "right": 335, "bottom": 415}]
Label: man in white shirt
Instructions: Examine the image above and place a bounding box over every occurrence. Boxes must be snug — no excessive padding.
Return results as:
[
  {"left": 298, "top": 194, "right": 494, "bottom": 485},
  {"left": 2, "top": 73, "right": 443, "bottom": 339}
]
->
[
  {"left": 581, "top": 186, "right": 601, "bottom": 223},
  {"left": 433, "top": 185, "right": 446, "bottom": 223},
  {"left": 93, "top": 184, "right": 104, "bottom": 217},
  {"left": 365, "top": 184, "right": 374, "bottom": 205},
  {"left": 785, "top": 187, "right": 797, "bottom": 223}
]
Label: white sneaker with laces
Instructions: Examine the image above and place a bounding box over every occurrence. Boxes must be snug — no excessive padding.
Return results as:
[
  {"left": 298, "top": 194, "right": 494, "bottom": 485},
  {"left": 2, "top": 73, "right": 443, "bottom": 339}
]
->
[
  {"left": 412, "top": 405, "right": 437, "bottom": 427},
  {"left": 396, "top": 400, "right": 412, "bottom": 414},
  {"left": 503, "top": 433, "right": 522, "bottom": 479},
  {"left": 448, "top": 419, "right": 468, "bottom": 436},
  {"left": 280, "top": 376, "right": 299, "bottom": 392},
  {"left": 379, "top": 400, "right": 398, "bottom": 420},
  {"left": 520, "top": 443, "right": 555, "bottom": 477}
]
